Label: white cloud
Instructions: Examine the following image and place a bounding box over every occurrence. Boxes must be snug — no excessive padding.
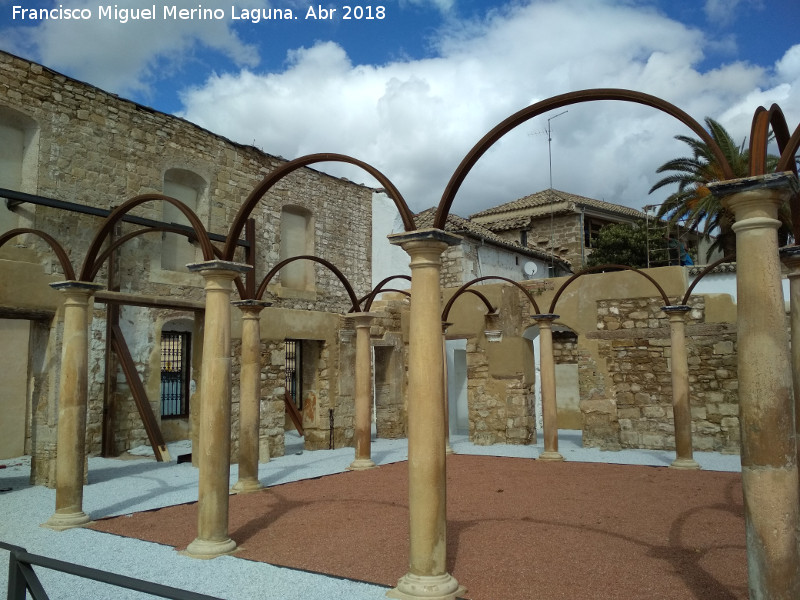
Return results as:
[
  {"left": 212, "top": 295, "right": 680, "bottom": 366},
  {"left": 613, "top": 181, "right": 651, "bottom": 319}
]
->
[
  {"left": 1, "top": 0, "right": 265, "bottom": 96},
  {"left": 179, "top": 0, "right": 798, "bottom": 217}
]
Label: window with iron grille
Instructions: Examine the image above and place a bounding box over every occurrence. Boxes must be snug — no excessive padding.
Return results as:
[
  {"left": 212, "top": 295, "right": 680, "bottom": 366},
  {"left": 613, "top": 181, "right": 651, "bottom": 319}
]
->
[
  {"left": 160, "top": 331, "right": 191, "bottom": 417},
  {"left": 285, "top": 339, "right": 301, "bottom": 409}
]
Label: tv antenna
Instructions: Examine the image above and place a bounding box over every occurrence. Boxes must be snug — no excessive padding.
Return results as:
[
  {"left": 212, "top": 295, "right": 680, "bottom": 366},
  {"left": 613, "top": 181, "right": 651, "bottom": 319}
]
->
[{"left": 545, "top": 110, "right": 568, "bottom": 189}]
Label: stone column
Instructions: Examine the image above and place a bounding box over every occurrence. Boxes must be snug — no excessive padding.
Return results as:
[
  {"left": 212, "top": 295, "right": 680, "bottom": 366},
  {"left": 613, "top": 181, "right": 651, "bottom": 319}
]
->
[
  {"left": 43, "top": 281, "right": 103, "bottom": 531},
  {"left": 387, "top": 229, "right": 465, "bottom": 600},
  {"left": 185, "top": 260, "right": 250, "bottom": 558},
  {"left": 710, "top": 173, "right": 800, "bottom": 599},
  {"left": 442, "top": 322, "right": 454, "bottom": 455},
  {"left": 231, "top": 300, "right": 270, "bottom": 494},
  {"left": 349, "top": 312, "right": 378, "bottom": 471},
  {"left": 781, "top": 246, "right": 800, "bottom": 490},
  {"left": 661, "top": 305, "right": 699, "bottom": 470},
  {"left": 533, "top": 314, "right": 563, "bottom": 462}
]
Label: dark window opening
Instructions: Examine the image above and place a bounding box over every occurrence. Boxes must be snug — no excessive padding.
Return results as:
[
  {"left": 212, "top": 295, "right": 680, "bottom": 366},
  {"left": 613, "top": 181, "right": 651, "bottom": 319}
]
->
[
  {"left": 285, "top": 339, "right": 302, "bottom": 409},
  {"left": 584, "top": 218, "right": 605, "bottom": 248},
  {"left": 160, "top": 331, "right": 191, "bottom": 418}
]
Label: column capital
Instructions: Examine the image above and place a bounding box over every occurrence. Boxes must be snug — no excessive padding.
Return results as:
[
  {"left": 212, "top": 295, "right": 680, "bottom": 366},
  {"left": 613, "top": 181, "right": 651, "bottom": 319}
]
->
[
  {"left": 661, "top": 304, "right": 691, "bottom": 315},
  {"left": 187, "top": 260, "right": 251, "bottom": 278},
  {"left": 388, "top": 227, "right": 461, "bottom": 249},
  {"left": 347, "top": 311, "right": 380, "bottom": 321},
  {"left": 708, "top": 171, "right": 799, "bottom": 198},
  {"left": 532, "top": 313, "right": 559, "bottom": 323},
  {"left": 780, "top": 246, "right": 800, "bottom": 274},
  {"left": 49, "top": 280, "right": 104, "bottom": 294},
  {"left": 232, "top": 299, "right": 271, "bottom": 314},
  {"left": 441, "top": 320, "right": 453, "bottom": 334}
]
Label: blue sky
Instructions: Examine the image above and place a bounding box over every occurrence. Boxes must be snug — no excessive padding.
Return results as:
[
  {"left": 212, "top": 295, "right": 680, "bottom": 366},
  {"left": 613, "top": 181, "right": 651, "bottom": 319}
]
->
[{"left": 1, "top": 0, "right": 799, "bottom": 215}]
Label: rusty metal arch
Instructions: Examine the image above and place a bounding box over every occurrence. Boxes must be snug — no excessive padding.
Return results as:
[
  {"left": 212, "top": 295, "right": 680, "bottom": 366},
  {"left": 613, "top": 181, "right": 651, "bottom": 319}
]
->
[
  {"left": 441, "top": 288, "right": 496, "bottom": 322},
  {"left": 750, "top": 104, "right": 800, "bottom": 176},
  {"left": 548, "top": 264, "right": 671, "bottom": 314},
  {"left": 441, "top": 276, "right": 540, "bottom": 322},
  {"left": 435, "top": 88, "right": 734, "bottom": 228},
  {"left": 256, "top": 254, "right": 360, "bottom": 312},
  {"left": 224, "top": 154, "right": 415, "bottom": 260},
  {"left": 89, "top": 226, "right": 247, "bottom": 299},
  {"left": 361, "top": 275, "right": 412, "bottom": 312},
  {"left": 0, "top": 228, "right": 76, "bottom": 280},
  {"left": 360, "top": 288, "right": 411, "bottom": 312},
  {"left": 778, "top": 121, "right": 800, "bottom": 174},
  {"left": 681, "top": 253, "right": 736, "bottom": 306},
  {"left": 80, "top": 194, "right": 214, "bottom": 281}
]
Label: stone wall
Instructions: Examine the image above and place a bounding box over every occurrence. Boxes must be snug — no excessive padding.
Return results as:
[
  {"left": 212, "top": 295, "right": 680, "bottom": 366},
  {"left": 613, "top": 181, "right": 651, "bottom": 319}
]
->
[
  {"left": 0, "top": 51, "right": 374, "bottom": 483},
  {"left": 588, "top": 296, "right": 740, "bottom": 453},
  {"left": 528, "top": 214, "right": 583, "bottom": 267}
]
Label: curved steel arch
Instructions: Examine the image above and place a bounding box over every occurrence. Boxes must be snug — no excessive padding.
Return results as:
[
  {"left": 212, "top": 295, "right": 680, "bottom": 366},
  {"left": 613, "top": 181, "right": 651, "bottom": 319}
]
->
[
  {"left": 750, "top": 105, "right": 794, "bottom": 177},
  {"left": 441, "top": 288, "right": 496, "bottom": 322},
  {"left": 778, "top": 121, "right": 800, "bottom": 174},
  {"left": 681, "top": 253, "right": 736, "bottom": 306},
  {"left": 256, "top": 254, "right": 360, "bottom": 312},
  {"left": 361, "top": 274, "right": 412, "bottom": 312},
  {"left": 435, "top": 89, "right": 734, "bottom": 228},
  {"left": 223, "top": 153, "right": 415, "bottom": 260},
  {"left": 80, "top": 194, "right": 214, "bottom": 281},
  {"left": 441, "top": 276, "right": 540, "bottom": 322},
  {"left": 548, "top": 264, "right": 670, "bottom": 314},
  {"left": 0, "top": 228, "right": 76, "bottom": 281},
  {"left": 89, "top": 226, "right": 247, "bottom": 300},
  {"left": 361, "top": 288, "right": 411, "bottom": 312}
]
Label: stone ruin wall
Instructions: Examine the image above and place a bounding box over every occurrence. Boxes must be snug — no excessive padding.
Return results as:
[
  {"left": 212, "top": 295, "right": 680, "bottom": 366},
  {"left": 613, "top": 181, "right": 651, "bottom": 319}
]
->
[
  {"left": 586, "top": 296, "right": 740, "bottom": 453},
  {"left": 463, "top": 286, "right": 537, "bottom": 446},
  {"left": 1, "top": 52, "right": 375, "bottom": 481}
]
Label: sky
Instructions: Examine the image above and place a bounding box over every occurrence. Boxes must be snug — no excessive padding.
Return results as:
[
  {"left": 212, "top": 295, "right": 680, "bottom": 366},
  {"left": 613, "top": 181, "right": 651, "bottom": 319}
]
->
[{"left": 1, "top": 0, "right": 799, "bottom": 217}]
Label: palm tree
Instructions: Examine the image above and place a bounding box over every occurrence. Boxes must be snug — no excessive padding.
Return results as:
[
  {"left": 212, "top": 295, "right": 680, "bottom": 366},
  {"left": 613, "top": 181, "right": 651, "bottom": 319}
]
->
[{"left": 649, "top": 117, "right": 786, "bottom": 259}]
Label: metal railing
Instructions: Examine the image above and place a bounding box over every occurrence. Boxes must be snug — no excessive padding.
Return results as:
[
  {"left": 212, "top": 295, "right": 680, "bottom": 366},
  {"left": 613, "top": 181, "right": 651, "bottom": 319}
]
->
[{"left": 2, "top": 541, "right": 223, "bottom": 600}]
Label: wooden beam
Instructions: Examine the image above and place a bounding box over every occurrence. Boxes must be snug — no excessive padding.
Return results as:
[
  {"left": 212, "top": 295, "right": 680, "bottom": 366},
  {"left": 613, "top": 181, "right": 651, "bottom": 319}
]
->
[
  {"left": 94, "top": 290, "right": 204, "bottom": 312},
  {"left": 110, "top": 322, "right": 170, "bottom": 462}
]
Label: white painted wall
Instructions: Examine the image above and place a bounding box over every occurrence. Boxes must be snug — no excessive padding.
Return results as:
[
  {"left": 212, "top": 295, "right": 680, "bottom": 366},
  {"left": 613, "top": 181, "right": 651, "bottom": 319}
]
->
[
  {"left": 689, "top": 271, "right": 790, "bottom": 306},
  {"left": 372, "top": 191, "right": 411, "bottom": 290}
]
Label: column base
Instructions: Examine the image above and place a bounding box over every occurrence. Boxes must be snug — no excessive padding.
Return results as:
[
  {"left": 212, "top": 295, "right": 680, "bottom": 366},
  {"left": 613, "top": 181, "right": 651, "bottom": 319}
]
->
[
  {"left": 231, "top": 478, "right": 263, "bottom": 494},
  {"left": 183, "top": 537, "right": 237, "bottom": 559},
  {"left": 41, "top": 510, "right": 91, "bottom": 531},
  {"left": 386, "top": 572, "right": 466, "bottom": 600},
  {"left": 670, "top": 457, "right": 700, "bottom": 470},
  {"left": 348, "top": 457, "right": 377, "bottom": 471},
  {"left": 538, "top": 451, "right": 564, "bottom": 462}
]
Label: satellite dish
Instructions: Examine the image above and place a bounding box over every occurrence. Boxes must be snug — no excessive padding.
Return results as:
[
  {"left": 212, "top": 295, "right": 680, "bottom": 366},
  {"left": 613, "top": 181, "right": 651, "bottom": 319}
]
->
[{"left": 523, "top": 261, "right": 538, "bottom": 279}]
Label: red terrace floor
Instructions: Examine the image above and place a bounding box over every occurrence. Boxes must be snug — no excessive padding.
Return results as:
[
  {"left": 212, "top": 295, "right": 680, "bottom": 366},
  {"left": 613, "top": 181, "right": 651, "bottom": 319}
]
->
[{"left": 89, "top": 455, "right": 746, "bottom": 600}]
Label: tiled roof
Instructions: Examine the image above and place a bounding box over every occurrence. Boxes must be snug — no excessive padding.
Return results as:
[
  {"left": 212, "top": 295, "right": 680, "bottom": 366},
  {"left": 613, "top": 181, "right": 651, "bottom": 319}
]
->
[
  {"left": 470, "top": 189, "right": 647, "bottom": 220},
  {"left": 414, "top": 208, "right": 571, "bottom": 269}
]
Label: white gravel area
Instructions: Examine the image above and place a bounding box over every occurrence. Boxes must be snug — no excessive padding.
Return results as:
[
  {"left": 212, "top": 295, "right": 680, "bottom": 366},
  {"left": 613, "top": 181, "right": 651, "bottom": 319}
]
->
[{"left": 0, "top": 430, "right": 740, "bottom": 599}]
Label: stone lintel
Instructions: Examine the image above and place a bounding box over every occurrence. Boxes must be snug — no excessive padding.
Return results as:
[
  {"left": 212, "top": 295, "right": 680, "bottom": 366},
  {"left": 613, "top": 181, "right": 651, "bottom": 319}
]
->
[
  {"left": 187, "top": 259, "right": 251, "bottom": 274},
  {"left": 49, "top": 280, "right": 104, "bottom": 292},
  {"left": 388, "top": 227, "right": 461, "bottom": 248},
  {"left": 708, "top": 171, "right": 799, "bottom": 198}
]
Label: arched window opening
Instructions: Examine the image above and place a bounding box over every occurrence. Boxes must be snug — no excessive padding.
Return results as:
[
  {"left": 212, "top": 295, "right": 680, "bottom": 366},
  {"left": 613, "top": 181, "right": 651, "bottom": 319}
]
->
[
  {"left": 279, "top": 205, "right": 314, "bottom": 290},
  {"left": 0, "top": 106, "right": 39, "bottom": 234},
  {"left": 161, "top": 168, "right": 206, "bottom": 271}
]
